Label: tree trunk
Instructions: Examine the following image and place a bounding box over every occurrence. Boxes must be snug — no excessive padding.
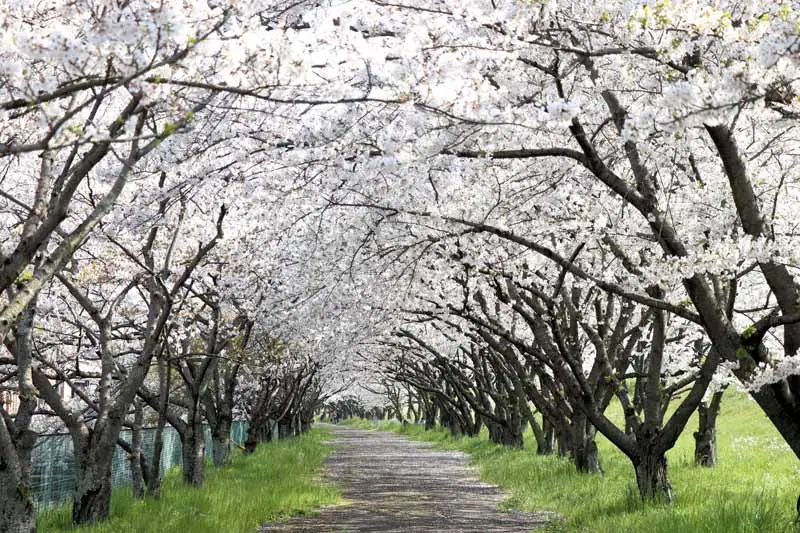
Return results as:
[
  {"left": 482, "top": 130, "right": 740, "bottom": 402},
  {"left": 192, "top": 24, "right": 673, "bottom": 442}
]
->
[
  {"left": 129, "top": 400, "right": 146, "bottom": 498},
  {"left": 527, "top": 413, "right": 548, "bottom": 455},
  {"left": 469, "top": 416, "right": 482, "bottom": 437},
  {"left": 0, "top": 469, "right": 35, "bottom": 533},
  {"left": 694, "top": 390, "right": 723, "bottom": 467},
  {"left": 146, "top": 355, "right": 171, "bottom": 498},
  {"left": 245, "top": 414, "right": 272, "bottom": 453},
  {"left": 539, "top": 418, "right": 556, "bottom": 455},
  {"left": 70, "top": 424, "right": 123, "bottom": 525},
  {"left": 0, "top": 305, "right": 38, "bottom": 532},
  {"left": 278, "top": 420, "right": 292, "bottom": 440},
  {"left": 633, "top": 452, "right": 673, "bottom": 502},
  {"left": 424, "top": 404, "right": 437, "bottom": 430},
  {"left": 572, "top": 415, "right": 601, "bottom": 473},
  {"left": 441, "top": 409, "right": 462, "bottom": 437},
  {"left": 146, "top": 427, "right": 164, "bottom": 497},
  {"left": 0, "top": 421, "right": 36, "bottom": 533},
  {"left": 180, "top": 421, "right": 206, "bottom": 486},
  {"left": 72, "top": 446, "right": 114, "bottom": 525},
  {"left": 573, "top": 436, "right": 601, "bottom": 473},
  {"left": 556, "top": 425, "right": 571, "bottom": 457},
  {"left": 497, "top": 424, "right": 524, "bottom": 448},
  {"left": 211, "top": 420, "right": 232, "bottom": 468},
  {"left": 292, "top": 414, "right": 302, "bottom": 436},
  {"left": 487, "top": 416, "right": 524, "bottom": 448}
]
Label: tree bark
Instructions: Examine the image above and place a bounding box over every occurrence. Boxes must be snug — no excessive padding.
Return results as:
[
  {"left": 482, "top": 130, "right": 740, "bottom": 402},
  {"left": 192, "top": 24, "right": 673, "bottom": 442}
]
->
[
  {"left": 556, "top": 425, "right": 571, "bottom": 457},
  {"left": 633, "top": 452, "right": 673, "bottom": 502},
  {"left": 278, "top": 420, "right": 292, "bottom": 440},
  {"left": 572, "top": 415, "right": 601, "bottom": 473},
  {"left": 694, "top": 390, "right": 723, "bottom": 467},
  {"left": 72, "top": 437, "right": 114, "bottom": 525},
  {"left": 211, "top": 419, "right": 233, "bottom": 467},
  {"left": 0, "top": 306, "right": 38, "bottom": 533},
  {"left": 527, "top": 412, "right": 548, "bottom": 455},
  {"left": 0, "top": 466, "right": 36, "bottom": 533},
  {"left": 539, "top": 418, "right": 556, "bottom": 455},
  {"left": 493, "top": 423, "right": 524, "bottom": 448},
  {"left": 487, "top": 409, "right": 524, "bottom": 448},
  {"left": 147, "top": 356, "right": 171, "bottom": 498},
  {"left": 180, "top": 414, "right": 206, "bottom": 486},
  {"left": 441, "top": 407, "right": 463, "bottom": 437},
  {"left": 129, "top": 400, "right": 146, "bottom": 498}
]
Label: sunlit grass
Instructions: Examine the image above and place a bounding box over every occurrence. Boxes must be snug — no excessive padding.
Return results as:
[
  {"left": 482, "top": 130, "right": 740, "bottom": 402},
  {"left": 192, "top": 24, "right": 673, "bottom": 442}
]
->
[
  {"left": 38, "top": 427, "right": 340, "bottom": 533},
  {"left": 348, "top": 392, "right": 800, "bottom": 532}
]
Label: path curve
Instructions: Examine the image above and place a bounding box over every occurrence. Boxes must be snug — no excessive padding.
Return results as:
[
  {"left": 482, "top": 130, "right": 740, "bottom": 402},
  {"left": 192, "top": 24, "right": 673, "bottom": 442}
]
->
[{"left": 261, "top": 424, "right": 554, "bottom": 532}]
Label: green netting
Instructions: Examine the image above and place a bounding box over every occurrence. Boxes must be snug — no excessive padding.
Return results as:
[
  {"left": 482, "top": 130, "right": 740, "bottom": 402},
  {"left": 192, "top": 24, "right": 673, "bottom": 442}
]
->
[{"left": 30, "top": 421, "right": 249, "bottom": 511}]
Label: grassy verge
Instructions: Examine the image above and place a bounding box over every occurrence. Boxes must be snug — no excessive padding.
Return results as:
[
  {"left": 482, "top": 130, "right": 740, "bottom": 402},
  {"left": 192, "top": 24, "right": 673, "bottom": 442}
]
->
[
  {"left": 38, "top": 427, "right": 340, "bottom": 533},
  {"left": 347, "top": 393, "right": 799, "bottom": 532}
]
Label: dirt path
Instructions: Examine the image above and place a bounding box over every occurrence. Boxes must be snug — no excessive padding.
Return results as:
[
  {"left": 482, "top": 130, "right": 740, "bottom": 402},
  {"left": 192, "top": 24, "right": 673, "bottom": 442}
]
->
[{"left": 260, "top": 424, "right": 554, "bottom": 532}]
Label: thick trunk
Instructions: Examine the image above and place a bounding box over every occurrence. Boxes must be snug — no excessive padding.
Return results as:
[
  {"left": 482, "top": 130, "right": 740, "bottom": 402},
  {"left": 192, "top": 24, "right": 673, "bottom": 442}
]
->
[
  {"left": 278, "top": 420, "right": 292, "bottom": 440},
  {"left": 572, "top": 416, "right": 601, "bottom": 473},
  {"left": 528, "top": 413, "right": 548, "bottom": 455},
  {"left": 556, "top": 426, "right": 571, "bottom": 457},
  {"left": 694, "top": 391, "right": 723, "bottom": 467},
  {"left": 0, "top": 423, "right": 36, "bottom": 533},
  {"left": 633, "top": 452, "right": 673, "bottom": 502},
  {"left": 180, "top": 423, "right": 205, "bottom": 486},
  {"left": 539, "top": 418, "right": 556, "bottom": 455},
  {"left": 488, "top": 420, "right": 524, "bottom": 448},
  {"left": 244, "top": 437, "right": 258, "bottom": 454},
  {"left": 244, "top": 416, "right": 273, "bottom": 453},
  {"left": 441, "top": 410, "right": 463, "bottom": 437},
  {"left": 179, "top": 396, "right": 207, "bottom": 486},
  {"left": 497, "top": 424, "right": 524, "bottom": 448},
  {"left": 693, "top": 425, "right": 716, "bottom": 468},
  {"left": 211, "top": 421, "right": 232, "bottom": 468},
  {"left": 72, "top": 457, "right": 113, "bottom": 525},
  {"left": 71, "top": 427, "right": 119, "bottom": 525},
  {"left": 128, "top": 448, "right": 146, "bottom": 499},
  {"left": 573, "top": 437, "right": 601, "bottom": 473},
  {"left": 469, "top": 416, "right": 482, "bottom": 437},
  {"left": 0, "top": 469, "right": 35, "bottom": 533},
  {"left": 0, "top": 306, "right": 37, "bottom": 531}
]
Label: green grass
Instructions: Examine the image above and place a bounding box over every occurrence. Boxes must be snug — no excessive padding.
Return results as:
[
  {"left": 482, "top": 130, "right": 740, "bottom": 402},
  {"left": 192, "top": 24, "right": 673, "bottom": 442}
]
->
[
  {"left": 37, "top": 427, "right": 340, "bottom": 533},
  {"left": 348, "top": 393, "right": 800, "bottom": 532}
]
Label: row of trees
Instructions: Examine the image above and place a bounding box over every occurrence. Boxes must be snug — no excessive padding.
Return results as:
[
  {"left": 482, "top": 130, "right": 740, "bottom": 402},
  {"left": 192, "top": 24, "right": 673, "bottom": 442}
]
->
[
  {"left": 0, "top": 1, "right": 371, "bottom": 530},
  {"left": 4, "top": 0, "right": 800, "bottom": 529},
  {"left": 376, "top": 265, "right": 722, "bottom": 499},
  {"left": 311, "top": 0, "right": 800, "bottom": 509}
]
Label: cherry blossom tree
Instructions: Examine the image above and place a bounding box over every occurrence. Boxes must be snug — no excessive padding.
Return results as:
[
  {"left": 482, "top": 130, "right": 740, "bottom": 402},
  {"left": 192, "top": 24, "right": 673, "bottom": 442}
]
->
[{"left": 6, "top": 0, "right": 800, "bottom": 526}]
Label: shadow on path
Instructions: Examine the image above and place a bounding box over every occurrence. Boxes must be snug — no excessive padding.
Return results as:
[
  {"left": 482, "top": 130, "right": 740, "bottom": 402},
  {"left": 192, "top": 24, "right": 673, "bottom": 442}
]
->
[{"left": 261, "top": 424, "right": 555, "bottom": 532}]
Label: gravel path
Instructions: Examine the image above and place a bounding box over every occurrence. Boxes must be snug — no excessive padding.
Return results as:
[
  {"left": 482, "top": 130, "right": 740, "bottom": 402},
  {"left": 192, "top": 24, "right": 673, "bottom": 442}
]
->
[{"left": 260, "top": 424, "right": 554, "bottom": 532}]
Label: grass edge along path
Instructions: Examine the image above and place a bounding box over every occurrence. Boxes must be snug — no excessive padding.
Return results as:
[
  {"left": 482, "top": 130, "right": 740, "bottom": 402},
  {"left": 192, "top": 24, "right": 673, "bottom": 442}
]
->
[
  {"left": 347, "top": 392, "right": 799, "bottom": 533},
  {"left": 38, "top": 426, "right": 340, "bottom": 533}
]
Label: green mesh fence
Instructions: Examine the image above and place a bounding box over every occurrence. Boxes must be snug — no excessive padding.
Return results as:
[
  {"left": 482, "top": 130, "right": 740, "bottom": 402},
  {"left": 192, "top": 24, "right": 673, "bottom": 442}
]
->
[{"left": 30, "top": 420, "right": 249, "bottom": 512}]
